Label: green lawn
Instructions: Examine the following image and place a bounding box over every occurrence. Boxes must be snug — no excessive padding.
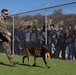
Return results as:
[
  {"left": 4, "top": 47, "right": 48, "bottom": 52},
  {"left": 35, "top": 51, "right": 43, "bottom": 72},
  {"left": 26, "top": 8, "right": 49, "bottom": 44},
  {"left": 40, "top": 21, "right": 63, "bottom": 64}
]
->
[{"left": 0, "top": 54, "right": 76, "bottom": 75}]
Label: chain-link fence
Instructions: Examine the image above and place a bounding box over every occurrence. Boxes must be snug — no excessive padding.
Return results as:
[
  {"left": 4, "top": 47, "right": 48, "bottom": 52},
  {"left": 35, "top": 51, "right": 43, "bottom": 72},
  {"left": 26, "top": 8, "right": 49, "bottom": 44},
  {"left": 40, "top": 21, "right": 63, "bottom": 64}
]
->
[{"left": 0, "top": 2, "right": 76, "bottom": 59}]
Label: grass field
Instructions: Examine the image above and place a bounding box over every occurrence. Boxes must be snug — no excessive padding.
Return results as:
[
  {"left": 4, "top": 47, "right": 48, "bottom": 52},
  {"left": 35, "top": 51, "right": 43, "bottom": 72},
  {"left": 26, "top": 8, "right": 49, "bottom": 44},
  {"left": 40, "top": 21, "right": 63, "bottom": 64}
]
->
[{"left": 0, "top": 54, "right": 76, "bottom": 75}]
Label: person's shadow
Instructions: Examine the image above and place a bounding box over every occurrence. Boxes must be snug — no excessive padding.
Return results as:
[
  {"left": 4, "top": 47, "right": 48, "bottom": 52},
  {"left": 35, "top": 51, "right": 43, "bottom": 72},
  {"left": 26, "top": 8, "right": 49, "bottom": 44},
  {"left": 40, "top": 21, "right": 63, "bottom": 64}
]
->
[
  {"left": 18, "top": 63, "right": 46, "bottom": 68},
  {"left": 0, "top": 62, "right": 12, "bottom": 67}
]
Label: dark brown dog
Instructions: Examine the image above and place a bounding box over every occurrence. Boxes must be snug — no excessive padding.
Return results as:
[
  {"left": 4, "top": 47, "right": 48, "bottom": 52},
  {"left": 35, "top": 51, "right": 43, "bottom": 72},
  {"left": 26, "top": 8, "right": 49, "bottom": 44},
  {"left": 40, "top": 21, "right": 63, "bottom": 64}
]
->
[{"left": 22, "top": 45, "right": 50, "bottom": 68}]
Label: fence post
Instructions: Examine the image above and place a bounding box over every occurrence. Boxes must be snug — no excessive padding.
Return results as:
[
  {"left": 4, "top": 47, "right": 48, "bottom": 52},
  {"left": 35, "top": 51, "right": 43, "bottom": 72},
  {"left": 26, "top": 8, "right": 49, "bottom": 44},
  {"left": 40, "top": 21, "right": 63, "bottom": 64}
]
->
[
  {"left": 12, "top": 16, "right": 15, "bottom": 55},
  {"left": 45, "top": 9, "right": 48, "bottom": 45}
]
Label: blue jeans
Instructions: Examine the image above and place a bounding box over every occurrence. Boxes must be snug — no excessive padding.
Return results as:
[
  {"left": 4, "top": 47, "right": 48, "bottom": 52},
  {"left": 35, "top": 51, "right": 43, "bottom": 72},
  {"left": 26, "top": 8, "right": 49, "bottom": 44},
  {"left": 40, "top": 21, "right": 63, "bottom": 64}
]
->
[{"left": 68, "top": 42, "right": 75, "bottom": 60}]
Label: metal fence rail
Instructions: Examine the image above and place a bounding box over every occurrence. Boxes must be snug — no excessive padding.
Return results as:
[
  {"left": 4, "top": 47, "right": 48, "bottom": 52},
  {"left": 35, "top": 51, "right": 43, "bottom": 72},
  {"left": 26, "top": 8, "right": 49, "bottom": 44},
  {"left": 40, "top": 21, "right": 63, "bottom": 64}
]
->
[{"left": 10, "top": 1, "right": 76, "bottom": 16}]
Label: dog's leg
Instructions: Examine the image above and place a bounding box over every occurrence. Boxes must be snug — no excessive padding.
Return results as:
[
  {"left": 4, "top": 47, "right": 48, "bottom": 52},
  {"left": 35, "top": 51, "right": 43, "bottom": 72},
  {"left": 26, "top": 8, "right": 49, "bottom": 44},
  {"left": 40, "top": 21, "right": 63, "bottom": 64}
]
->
[
  {"left": 22, "top": 55, "right": 26, "bottom": 63},
  {"left": 27, "top": 56, "right": 31, "bottom": 67},
  {"left": 41, "top": 51, "right": 50, "bottom": 68},
  {"left": 42, "top": 54, "right": 48, "bottom": 67},
  {"left": 42, "top": 53, "right": 50, "bottom": 68},
  {"left": 33, "top": 56, "right": 36, "bottom": 66}
]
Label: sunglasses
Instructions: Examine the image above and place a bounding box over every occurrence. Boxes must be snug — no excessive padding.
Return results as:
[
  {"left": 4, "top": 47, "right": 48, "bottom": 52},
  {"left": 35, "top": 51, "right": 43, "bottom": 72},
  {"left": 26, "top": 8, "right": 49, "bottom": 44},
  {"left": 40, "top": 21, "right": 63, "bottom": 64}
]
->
[
  {"left": 5, "top": 13, "right": 8, "bottom": 15},
  {"left": 3, "top": 13, "right": 8, "bottom": 15}
]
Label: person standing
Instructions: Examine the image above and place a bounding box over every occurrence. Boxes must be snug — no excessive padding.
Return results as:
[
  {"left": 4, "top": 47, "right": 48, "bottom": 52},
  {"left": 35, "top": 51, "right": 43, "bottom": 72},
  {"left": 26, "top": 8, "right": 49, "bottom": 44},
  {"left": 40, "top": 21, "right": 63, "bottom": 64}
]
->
[
  {"left": 16, "top": 26, "right": 25, "bottom": 55},
  {"left": 0, "top": 9, "right": 18, "bottom": 66},
  {"left": 74, "top": 25, "right": 76, "bottom": 60},
  {"left": 49, "top": 24, "right": 58, "bottom": 58},
  {"left": 30, "top": 26, "right": 37, "bottom": 46},
  {"left": 57, "top": 25, "right": 67, "bottom": 60},
  {"left": 25, "top": 26, "right": 31, "bottom": 46},
  {"left": 67, "top": 25, "right": 75, "bottom": 60}
]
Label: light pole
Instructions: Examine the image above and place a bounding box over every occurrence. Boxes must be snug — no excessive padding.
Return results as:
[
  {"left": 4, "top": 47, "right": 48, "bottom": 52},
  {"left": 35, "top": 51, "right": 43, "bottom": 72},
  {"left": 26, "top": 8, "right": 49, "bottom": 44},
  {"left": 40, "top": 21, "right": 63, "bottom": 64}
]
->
[
  {"left": 12, "top": 10, "right": 18, "bottom": 55},
  {"left": 12, "top": 16, "right": 15, "bottom": 55},
  {"left": 45, "top": 2, "right": 50, "bottom": 45}
]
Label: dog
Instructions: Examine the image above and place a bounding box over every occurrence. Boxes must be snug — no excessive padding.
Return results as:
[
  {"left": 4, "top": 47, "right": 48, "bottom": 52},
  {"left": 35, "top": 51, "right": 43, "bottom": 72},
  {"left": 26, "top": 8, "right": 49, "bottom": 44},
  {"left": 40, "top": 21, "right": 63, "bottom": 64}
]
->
[{"left": 22, "top": 44, "right": 50, "bottom": 68}]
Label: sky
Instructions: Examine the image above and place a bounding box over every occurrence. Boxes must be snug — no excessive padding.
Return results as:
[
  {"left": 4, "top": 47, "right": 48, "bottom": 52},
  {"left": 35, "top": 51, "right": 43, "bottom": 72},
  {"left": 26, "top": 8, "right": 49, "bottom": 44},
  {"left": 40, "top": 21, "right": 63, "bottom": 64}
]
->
[{"left": 0, "top": 0, "right": 76, "bottom": 15}]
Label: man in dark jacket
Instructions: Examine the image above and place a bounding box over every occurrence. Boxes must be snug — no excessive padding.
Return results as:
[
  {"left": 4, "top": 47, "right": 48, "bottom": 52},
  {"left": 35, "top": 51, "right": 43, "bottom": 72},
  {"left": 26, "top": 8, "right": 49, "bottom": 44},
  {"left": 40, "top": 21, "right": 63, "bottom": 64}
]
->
[{"left": 58, "top": 25, "right": 67, "bottom": 60}]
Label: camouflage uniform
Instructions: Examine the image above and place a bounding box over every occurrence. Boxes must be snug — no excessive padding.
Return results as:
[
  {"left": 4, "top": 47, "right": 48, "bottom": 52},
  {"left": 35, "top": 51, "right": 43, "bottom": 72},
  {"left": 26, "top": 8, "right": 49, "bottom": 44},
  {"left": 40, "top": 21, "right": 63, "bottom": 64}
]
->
[{"left": 0, "top": 17, "right": 13, "bottom": 60}]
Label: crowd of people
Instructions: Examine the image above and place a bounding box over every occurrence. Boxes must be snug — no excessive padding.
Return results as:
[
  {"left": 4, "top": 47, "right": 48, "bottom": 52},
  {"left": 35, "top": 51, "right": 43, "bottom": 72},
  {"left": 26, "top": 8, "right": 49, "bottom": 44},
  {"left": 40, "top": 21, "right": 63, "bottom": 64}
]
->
[{"left": 10, "top": 24, "right": 76, "bottom": 61}]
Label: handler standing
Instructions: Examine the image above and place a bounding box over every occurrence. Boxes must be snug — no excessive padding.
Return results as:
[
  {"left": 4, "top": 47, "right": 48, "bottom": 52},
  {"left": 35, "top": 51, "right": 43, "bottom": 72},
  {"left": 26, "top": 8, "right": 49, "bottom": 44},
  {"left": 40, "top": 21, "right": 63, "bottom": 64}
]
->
[{"left": 0, "top": 9, "right": 18, "bottom": 66}]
